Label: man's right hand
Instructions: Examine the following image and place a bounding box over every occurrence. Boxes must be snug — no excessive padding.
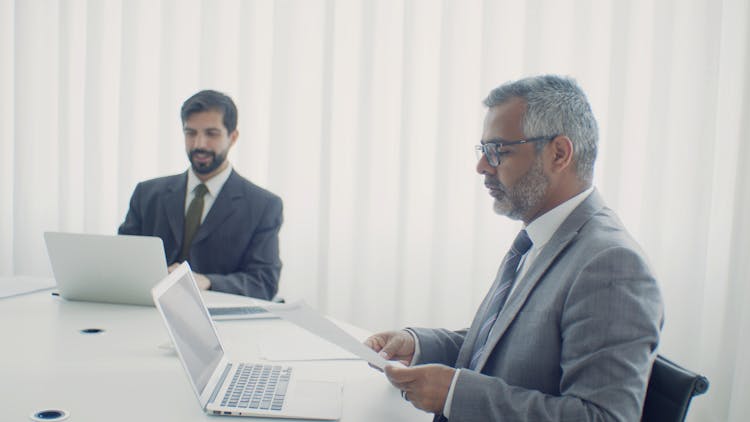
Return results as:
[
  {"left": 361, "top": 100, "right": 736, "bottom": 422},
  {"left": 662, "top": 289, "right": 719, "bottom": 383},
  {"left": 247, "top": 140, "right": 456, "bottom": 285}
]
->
[{"left": 364, "top": 330, "right": 416, "bottom": 366}]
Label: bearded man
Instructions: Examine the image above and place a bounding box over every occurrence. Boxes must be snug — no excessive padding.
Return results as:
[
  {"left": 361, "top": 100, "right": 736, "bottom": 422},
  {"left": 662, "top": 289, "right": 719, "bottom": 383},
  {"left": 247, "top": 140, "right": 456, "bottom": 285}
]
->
[
  {"left": 365, "top": 75, "right": 663, "bottom": 422},
  {"left": 119, "top": 90, "right": 282, "bottom": 300}
]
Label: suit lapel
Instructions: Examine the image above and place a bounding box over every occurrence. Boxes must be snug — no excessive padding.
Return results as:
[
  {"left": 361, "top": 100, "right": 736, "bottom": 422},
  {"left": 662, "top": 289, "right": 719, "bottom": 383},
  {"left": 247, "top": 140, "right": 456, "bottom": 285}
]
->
[
  {"left": 191, "top": 170, "right": 242, "bottom": 246},
  {"left": 162, "top": 172, "right": 188, "bottom": 258},
  {"left": 470, "top": 189, "right": 607, "bottom": 371}
]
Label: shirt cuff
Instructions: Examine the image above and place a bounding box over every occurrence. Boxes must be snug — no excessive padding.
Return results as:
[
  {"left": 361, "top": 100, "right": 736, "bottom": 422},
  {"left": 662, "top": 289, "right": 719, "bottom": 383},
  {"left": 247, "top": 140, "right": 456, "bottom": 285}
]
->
[{"left": 442, "top": 368, "right": 461, "bottom": 418}]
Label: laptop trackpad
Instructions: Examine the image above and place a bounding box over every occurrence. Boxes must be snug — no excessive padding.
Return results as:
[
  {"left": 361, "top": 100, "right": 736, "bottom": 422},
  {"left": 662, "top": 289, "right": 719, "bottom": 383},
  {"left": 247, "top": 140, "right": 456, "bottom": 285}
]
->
[{"left": 286, "top": 380, "right": 342, "bottom": 420}]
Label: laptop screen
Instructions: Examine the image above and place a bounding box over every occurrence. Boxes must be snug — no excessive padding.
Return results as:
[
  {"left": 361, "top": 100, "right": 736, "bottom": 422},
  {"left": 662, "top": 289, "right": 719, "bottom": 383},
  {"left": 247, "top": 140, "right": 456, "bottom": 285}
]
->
[{"left": 157, "top": 269, "right": 224, "bottom": 394}]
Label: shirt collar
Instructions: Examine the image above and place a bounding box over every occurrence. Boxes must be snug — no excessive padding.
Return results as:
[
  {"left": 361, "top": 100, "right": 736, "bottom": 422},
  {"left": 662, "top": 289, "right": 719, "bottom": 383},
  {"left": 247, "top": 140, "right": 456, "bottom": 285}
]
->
[
  {"left": 525, "top": 187, "right": 594, "bottom": 249},
  {"left": 186, "top": 163, "right": 233, "bottom": 197}
]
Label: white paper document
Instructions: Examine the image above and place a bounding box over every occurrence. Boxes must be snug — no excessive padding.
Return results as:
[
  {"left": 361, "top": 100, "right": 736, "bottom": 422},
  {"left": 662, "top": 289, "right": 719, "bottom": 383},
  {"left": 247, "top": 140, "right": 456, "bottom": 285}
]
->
[
  {"left": 258, "top": 325, "right": 359, "bottom": 362},
  {"left": 265, "top": 300, "right": 393, "bottom": 370}
]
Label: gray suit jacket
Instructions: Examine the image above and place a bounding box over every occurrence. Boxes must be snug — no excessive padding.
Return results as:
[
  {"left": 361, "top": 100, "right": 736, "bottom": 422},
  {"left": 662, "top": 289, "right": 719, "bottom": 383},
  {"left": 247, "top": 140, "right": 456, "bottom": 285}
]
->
[
  {"left": 119, "top": 170, "right": 283, "bottom": 300},
  {"left": 411, "top": 190, "right": 663, "bottom": 421}
]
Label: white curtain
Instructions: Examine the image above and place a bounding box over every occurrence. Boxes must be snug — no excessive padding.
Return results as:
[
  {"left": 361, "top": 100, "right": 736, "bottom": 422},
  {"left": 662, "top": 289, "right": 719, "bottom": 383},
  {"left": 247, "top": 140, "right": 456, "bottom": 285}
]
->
[{"left": 2, "top": 0, "right": 749, "bottom": 420}]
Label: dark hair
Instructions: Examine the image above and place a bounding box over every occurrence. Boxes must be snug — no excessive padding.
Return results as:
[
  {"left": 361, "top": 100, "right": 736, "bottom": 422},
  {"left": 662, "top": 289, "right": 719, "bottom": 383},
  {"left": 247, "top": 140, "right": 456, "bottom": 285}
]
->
[{"left": 180, "top": 90, "right": 238, "bottom": 133}]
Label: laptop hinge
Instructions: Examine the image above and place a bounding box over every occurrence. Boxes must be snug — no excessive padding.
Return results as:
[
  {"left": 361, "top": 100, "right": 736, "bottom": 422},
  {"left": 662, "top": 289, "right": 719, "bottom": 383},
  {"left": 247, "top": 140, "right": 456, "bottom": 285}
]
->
[{"left": 208, "top": 363, "right": 233, "bottom": 406}]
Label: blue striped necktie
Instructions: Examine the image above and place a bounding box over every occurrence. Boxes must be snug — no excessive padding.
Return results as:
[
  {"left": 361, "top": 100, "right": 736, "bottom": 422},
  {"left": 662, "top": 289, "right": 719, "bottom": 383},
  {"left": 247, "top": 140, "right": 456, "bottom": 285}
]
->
[{"left": 468, "top": 229, "right": 532, "bottom": 370}]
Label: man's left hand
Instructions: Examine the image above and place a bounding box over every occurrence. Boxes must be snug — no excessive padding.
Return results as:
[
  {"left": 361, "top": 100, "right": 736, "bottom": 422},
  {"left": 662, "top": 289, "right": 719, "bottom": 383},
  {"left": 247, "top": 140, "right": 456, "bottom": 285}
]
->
[
  {"left": 168, "top": 263, "right": 211, "bottom": 290},
  {"left": 193, "top": 273, "right": 211, "bottom": 290},
  {"left": 384, "top": 364, "right": 455, "bottom": 414}
]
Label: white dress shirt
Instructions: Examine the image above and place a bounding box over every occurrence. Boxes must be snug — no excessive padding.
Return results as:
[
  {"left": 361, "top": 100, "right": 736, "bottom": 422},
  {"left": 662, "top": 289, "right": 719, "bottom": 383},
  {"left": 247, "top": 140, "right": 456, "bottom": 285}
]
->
[{"left": 510, "top": 186, "right": 594, "bottom": 298}]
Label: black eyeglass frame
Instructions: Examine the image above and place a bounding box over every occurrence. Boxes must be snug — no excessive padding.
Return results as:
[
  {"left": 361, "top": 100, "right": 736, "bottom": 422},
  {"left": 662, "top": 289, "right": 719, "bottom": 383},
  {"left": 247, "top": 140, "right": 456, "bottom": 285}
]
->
[{"left": 474, "top": 135, "right": 557, "bottom": 167}]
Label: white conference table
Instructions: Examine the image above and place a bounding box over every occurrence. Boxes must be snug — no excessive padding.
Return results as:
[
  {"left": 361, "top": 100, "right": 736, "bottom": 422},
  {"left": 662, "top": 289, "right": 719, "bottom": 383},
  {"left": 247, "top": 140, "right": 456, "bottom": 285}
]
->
[{"left": 0, "top": 286, "right": 432, "bottom": 422}]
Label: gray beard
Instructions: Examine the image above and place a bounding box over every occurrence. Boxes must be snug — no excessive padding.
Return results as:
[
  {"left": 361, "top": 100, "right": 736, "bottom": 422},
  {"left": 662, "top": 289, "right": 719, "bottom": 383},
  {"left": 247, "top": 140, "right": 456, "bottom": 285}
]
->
[{"left": 493, "top": 156, "right": 549, "bottom": 220}]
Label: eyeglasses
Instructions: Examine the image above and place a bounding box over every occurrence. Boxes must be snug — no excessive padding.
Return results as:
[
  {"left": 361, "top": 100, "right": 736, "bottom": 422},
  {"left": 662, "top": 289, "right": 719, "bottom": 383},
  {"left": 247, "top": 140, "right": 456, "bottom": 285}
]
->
[{"left": 474, "top": 135, "right": 557, "bottom": 167}]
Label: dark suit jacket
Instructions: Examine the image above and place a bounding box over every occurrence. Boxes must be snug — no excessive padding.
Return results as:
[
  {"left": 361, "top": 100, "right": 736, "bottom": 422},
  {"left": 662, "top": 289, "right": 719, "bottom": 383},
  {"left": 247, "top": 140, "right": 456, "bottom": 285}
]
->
[
  {"left": 412, "top": 190, "right": 663, "bottom": 422},
  {"left": 119, "top": 170, "right": 283, "bottom": 300}
]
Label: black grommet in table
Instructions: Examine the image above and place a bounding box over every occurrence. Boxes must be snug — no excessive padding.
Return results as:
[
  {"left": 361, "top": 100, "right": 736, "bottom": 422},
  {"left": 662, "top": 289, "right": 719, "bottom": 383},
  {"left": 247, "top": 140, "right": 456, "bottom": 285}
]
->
[
  {"left": 29, "top": 409, "right": 69, "bottom": 421},
  {"left": 80, "top": 328, "right": 104, "bottom": 334}
]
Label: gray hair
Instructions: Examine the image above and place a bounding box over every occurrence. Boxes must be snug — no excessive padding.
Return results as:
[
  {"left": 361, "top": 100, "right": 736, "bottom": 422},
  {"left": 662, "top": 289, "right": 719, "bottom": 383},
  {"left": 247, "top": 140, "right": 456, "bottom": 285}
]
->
[{"left": 484, "top": 75, "right": 598, "bottom": 184}]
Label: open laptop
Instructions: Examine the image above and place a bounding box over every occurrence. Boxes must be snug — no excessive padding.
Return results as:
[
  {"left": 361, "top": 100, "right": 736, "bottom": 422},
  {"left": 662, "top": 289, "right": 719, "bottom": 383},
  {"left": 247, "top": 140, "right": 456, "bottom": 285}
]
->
[
  {"left": 151, "top": 262, "right": 342, "bottom": 420},
  {"left": 44, "top": 232, "right": 168, "bottom": 306}
]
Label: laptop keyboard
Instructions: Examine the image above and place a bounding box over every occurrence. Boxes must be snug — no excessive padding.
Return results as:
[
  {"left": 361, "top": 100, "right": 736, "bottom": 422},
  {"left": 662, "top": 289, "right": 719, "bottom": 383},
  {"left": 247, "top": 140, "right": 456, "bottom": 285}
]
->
[
  {"left": 208, "top": 306, "right": 269, "bottom": 317},
  {"left": 221, "top": 364, "right": 291, "bottom": 411}
]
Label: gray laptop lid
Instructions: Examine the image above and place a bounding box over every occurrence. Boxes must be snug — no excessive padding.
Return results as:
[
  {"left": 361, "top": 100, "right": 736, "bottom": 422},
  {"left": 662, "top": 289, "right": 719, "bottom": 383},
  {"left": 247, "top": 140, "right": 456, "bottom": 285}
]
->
[
  {"left": 152, "top": 263, "right": 226, "bottom": 402},
  {"left": 44, "top": 232, "right": 168, "bottom": 306}
]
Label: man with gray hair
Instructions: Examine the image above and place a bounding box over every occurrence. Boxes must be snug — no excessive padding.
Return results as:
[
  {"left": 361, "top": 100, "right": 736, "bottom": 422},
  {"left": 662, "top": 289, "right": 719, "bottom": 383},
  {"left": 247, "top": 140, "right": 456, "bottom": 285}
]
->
[{"left": 366, "top": 75, "right": 663, "bottom": 421}]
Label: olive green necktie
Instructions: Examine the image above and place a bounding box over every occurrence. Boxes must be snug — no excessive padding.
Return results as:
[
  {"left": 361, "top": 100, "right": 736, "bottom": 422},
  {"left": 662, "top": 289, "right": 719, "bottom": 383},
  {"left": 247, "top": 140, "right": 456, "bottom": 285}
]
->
[{"left": 180, "top": 183, "right": 208, "bottom": 262}]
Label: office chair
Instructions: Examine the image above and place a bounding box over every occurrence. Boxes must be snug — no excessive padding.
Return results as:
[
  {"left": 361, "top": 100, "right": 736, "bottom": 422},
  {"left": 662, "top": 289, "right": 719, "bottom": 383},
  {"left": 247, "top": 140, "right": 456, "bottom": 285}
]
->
[{"left": 641, "top": 354, "right": 709, "bottom": 422}]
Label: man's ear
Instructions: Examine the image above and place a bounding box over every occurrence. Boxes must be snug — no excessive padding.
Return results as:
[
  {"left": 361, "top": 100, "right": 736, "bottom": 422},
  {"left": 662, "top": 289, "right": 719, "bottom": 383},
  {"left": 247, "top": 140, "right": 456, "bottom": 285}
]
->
[
  {"left": 548, "top": 135, "right": 574, "bottom": 173},
  {"left": 229, "top": 129, "right": 239, "bottom": 147}
]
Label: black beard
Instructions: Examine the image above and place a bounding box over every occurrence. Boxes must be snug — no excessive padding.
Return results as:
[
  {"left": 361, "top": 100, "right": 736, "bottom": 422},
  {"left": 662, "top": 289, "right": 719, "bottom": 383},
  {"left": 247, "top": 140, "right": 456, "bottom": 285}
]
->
[{"left": 189, "top": 149, "right": 226, "bottom": 175}]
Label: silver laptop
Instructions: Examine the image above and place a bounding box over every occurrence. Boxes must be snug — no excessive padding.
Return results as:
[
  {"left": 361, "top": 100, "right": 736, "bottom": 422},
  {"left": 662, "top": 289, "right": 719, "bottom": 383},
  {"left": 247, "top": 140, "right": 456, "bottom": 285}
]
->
[
  {"left": 44, "top": 232, "right": 168, "bottom": 306},
  {"left": 151, "top": 262, "right": 342, "bottom": 420}
]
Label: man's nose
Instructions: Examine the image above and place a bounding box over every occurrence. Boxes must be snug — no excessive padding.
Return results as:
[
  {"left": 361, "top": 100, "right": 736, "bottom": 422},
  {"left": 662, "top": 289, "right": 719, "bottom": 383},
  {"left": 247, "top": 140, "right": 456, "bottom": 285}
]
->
[
  {"left": 476, "top": 155, "right": 496, "bottom": 176},
  {"left": 193, "top": 134, "right": 209, "bottom": 149}
]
